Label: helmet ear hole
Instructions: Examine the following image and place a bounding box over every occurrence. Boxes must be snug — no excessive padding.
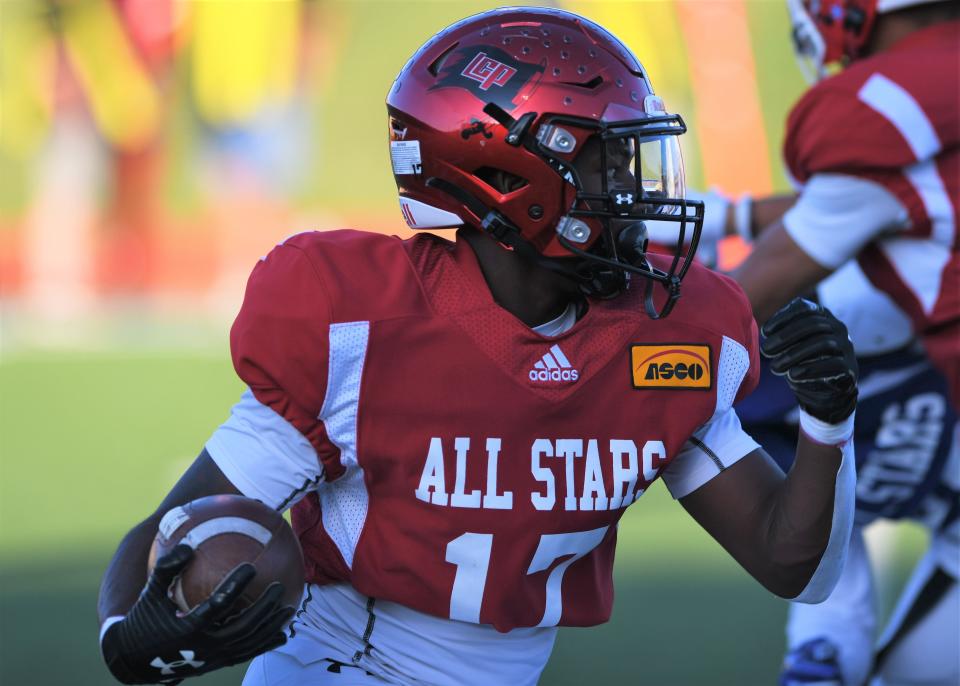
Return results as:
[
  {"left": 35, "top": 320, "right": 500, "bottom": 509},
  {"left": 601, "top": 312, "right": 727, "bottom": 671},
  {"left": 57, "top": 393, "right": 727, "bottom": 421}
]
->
[
  {"left": 474, "top": 167, "right": 529, "bottom": 194},
  {"left": 389, "top": 117, "right": 408, "bottom": 140}
]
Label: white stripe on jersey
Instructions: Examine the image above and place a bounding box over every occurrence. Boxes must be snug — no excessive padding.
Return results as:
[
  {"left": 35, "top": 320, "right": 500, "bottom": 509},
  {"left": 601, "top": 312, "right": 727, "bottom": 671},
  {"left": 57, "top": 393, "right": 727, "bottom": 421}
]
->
[
  {"left": 879, "top": 237, "right": 953, "bottom": 314},
  {"left": 716, "top": 335, "right": 750, "bottom": 414},
  {"left": 788, "top": 73, "right": 956, "bottom": 318},
  {"left": 857, "top": 73, "right": 957, "bottom": 261},
  {"left": 905, "top": 158, "right": 957, "bottom": 249},
  {"left": 320, "top": 321, "right": 370, "bottom": 467},
  {"left": 318, "top": 321, "right": 371, "bottom": 568},
  {"left": 858, "top": 74, "right": 941, "bottom": 160}
]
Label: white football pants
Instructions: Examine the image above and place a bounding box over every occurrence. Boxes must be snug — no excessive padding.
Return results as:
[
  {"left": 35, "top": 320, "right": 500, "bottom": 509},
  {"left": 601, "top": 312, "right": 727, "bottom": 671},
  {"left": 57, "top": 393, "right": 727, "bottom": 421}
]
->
[
  {"left": 870, "top": 520, "right": 959, "bottom": 686},
  {"left": 243, "top": 652, "right": 390, "bottom": 686},
  {"left": 787, "top": 424, "right": 960, "bottom": 686}
]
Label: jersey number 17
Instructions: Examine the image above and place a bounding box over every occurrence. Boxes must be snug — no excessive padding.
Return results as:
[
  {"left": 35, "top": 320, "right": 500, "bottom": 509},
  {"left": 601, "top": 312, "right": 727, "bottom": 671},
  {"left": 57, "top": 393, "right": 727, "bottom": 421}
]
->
[{"left": 444, "top": 526, "right": 609, "bottom": 627}]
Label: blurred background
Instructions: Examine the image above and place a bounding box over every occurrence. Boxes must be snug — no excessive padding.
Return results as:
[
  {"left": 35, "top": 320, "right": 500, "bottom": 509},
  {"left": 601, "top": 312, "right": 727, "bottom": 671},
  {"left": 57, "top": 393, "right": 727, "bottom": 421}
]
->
[{"left": 0, "top": 1, "right": 927, "bottom": 683}]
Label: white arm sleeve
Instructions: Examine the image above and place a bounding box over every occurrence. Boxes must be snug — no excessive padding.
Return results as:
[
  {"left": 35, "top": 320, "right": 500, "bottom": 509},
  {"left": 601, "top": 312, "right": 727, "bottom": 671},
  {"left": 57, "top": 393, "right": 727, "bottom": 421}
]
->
[
  {"left": 205, "top": 388, "right": 325, "bottom": 511},
  {"left": 791, "top": 410, "right": 857, "bottom": 604},
  {"left": 782, "top": 173, "right": 910, "bottom": 269}
]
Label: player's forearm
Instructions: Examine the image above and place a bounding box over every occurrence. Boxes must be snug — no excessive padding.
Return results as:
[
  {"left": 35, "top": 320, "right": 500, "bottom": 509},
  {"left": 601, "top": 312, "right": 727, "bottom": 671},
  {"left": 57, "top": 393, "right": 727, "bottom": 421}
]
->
[
  {"left": 765, "top": 413, "right": 856, "bottom": 601},
  {"left": 98, "top": 515, "right": 163, "bottom": 624},
  {"left": 740, "top": 194, "right": 798, "bottom": 239},
  {"left": 715, "top": 193, "right": 797, "bottom": 242},
  {"left": 679, "top": 435, "right": 852, "bottom": 600},
  {"left": 762, "top": 433, "right": 844, "bottom": 594},
  {"left": 732, "top": 226, "right": 833, "bottom": 325}
]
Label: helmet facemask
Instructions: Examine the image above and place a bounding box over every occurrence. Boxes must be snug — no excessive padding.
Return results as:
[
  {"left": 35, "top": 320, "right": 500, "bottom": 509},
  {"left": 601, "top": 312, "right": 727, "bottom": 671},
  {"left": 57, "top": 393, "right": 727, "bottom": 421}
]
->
[{"left": 531, "top": 113, "right": 704, "bottom": 317}]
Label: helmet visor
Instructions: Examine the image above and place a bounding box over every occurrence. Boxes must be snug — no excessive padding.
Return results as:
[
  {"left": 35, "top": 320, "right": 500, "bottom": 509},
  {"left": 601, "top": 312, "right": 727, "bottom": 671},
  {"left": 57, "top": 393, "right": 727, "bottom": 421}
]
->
[
  {"left": 635, "top": 134, "right": 685, "bottom": 215},
  {"left": 570, "top": 123, "right": 687, "bottom": 220},
  {"left": 533, "top": 112, "right": 704, "bottom": 316}
]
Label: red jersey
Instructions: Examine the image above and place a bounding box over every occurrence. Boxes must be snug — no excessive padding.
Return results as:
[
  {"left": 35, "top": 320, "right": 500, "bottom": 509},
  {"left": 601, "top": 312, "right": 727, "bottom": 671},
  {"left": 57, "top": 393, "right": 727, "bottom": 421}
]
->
[
  {"left": 218, "top": 229, "right": 759, "bottom": 632},
  {"left": 783, "top": 20, "right": 960, "bottom": 403}
]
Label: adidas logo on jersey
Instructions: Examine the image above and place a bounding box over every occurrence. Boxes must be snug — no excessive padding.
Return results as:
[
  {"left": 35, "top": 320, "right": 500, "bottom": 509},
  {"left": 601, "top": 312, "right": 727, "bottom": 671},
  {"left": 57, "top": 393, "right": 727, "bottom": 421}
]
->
[{"left": 529, "top": 344, "right": 579, "bottom": 383}]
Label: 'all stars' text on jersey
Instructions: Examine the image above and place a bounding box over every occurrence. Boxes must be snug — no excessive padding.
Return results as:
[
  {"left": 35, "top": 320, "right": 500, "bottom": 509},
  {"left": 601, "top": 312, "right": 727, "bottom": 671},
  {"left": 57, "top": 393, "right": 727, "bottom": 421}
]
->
[{"left": 415, "top": 436, "right": 667, "bottom": 512}]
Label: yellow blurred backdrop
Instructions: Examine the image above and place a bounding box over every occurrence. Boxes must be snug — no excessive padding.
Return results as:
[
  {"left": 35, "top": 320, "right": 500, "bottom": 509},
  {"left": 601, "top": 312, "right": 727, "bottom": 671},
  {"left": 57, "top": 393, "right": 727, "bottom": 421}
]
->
[{"left": 0, "top": 0, "right": 806, "bottom": 346}]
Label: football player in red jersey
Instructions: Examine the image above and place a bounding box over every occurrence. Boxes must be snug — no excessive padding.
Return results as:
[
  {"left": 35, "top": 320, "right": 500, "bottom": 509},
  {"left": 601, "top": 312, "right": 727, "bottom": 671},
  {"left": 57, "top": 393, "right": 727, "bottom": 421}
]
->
[
  {"left": 645, "top": 1, "right": 958, "bottom": 684},
  {"left": 97, "top": 8, "right": 861, "bottom": 685}
]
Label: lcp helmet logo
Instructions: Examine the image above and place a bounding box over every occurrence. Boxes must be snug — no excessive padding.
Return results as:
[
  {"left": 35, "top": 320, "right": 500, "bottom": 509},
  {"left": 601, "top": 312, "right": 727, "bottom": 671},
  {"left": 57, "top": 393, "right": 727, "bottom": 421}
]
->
[
  {"left": 430, "top": 46, "right": 544, "bottom": 112},
  {"left": 461, "top": 52, "right": 518, "bottom": 91}
]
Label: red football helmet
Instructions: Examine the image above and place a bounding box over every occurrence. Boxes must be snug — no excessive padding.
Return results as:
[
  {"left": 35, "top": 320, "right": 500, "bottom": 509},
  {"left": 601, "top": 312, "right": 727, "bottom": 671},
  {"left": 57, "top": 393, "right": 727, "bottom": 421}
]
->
[
  {"left": 386, "top": 7, "right": 703, "bottom": 317},
  {"left": 787, "top": 0, "right": 942, "bottom": 81}
]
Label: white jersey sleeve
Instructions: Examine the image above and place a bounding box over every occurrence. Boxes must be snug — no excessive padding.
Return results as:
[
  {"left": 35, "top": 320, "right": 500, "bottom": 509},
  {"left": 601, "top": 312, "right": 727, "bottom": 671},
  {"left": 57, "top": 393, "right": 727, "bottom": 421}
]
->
[
  {"left": 660, "top": 406, "right": 760, "bottom": 499},
  {"left": 206, "top": 388, "right": 325, "bottom": 510},
  {"left": 661, "top": 331, "right": 760, "bottom": 499},
  {"left": 816, "top": 261, "right": 914, "bottom": 355},
  {"left": 782, "top": 172, "right": 910, "bottom": 269}
]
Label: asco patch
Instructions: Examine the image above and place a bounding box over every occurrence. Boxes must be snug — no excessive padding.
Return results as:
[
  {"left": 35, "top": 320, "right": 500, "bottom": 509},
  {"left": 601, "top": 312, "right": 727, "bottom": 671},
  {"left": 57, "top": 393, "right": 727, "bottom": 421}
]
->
[{"left": 630, "top": 344, "right": 712, "bottom": 390}]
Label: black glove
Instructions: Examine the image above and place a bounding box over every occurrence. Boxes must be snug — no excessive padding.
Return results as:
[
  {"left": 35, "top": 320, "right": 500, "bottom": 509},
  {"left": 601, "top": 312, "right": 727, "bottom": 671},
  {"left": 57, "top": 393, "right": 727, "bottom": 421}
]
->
[
  {"left": 760, "top": 298, "right": 858, "bottom": 424},
  {"left": 101, "top": 545, "right": 295, "bottom": 684}
]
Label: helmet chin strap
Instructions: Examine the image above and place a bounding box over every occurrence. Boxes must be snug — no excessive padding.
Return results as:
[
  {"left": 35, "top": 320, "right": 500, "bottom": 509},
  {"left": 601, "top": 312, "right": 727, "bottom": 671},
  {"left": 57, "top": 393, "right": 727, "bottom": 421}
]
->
[
  {"left": 424, "top": 176, "right": 642, "bottom": 301},
  {"left": 425, "top": 176, "right": 684, "bottom": 316},
  {"left": 557, "top": 230, "right": 682, "bottom": 318},
  {"left": 424, "top": 177, "right": 596, "bottom": 286}
]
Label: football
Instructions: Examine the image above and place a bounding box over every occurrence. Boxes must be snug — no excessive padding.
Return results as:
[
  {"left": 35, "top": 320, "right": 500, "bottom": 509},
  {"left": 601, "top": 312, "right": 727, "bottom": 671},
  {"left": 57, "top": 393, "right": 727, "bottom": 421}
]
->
[{"left": 149, "top": 494, "right": 305, "bottom": 614}]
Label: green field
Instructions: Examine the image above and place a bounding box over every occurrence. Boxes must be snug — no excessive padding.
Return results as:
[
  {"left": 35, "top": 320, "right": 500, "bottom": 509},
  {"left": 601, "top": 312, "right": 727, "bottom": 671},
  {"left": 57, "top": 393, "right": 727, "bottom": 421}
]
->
[{"left": 0, "top": 350, "right": 925, "bottom": 685}]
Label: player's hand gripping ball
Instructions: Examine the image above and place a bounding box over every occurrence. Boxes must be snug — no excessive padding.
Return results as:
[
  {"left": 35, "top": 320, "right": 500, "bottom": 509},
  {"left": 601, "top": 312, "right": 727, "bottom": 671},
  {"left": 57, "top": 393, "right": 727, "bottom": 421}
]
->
[
  {"left": 149, "top": 495, "right": 305, "bottom": 613},
  {"left": 100, "top": 496, "right": 303, "bottom": 684},
  {"left": 761, "top": 298, "right": 859, "bottom": 424}
]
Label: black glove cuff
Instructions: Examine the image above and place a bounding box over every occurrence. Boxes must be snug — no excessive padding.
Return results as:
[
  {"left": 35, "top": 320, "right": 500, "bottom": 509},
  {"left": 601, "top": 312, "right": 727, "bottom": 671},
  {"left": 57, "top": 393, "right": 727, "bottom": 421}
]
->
[
  {"left": 101, "top": 620, "right": 143, "bottom": 684},
  {"left": 803, "top": 392, "right": 858, "bottom": 425}
]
